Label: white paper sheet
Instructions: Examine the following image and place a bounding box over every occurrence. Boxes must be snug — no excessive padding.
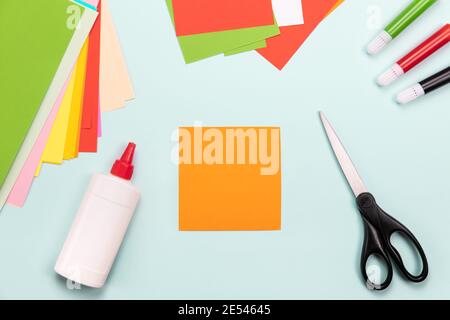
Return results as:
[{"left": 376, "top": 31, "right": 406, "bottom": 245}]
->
[{"left": 272, "top": 0, "right": 304, "bottom": 27}]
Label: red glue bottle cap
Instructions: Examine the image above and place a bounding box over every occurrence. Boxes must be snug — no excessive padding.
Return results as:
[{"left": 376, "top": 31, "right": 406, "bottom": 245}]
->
[{"left": 111, "top": 143, "right": 136, "bottom": 180}]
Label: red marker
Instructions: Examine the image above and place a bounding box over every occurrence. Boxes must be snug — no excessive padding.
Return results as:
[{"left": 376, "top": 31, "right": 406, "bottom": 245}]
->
[{"left": 378, "top": 24, "right": 450, "bottom": 86}]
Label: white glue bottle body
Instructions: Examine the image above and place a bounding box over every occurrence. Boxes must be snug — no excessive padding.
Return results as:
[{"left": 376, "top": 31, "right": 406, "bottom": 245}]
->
[{"left": 55, "top": 143, "right": 140, "bottom": 288}]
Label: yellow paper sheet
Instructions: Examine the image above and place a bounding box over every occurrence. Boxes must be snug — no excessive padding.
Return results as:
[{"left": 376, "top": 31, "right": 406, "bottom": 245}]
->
[
  {"left": 35, "top": 65, "right": 77, "bottom": 177},
  {"left": 39, "top": 66, "right": 77, "bottom": 167},
  {"left": 64, "top": 39, "right": 89, "bottom": 160},
  {"left": 35, "top": 163, "right": 42, "bottom": 176}
]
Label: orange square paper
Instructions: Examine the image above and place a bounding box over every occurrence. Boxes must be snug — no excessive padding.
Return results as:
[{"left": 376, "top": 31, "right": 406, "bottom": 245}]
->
[{"left": 179, "top": 127, "right": 281, "bottom": 231}]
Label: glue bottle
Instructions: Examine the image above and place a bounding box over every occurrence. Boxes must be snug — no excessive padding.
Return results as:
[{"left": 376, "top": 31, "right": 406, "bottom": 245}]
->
[{"left": 55, "top": 143, "right": 141, "bottom": 288}]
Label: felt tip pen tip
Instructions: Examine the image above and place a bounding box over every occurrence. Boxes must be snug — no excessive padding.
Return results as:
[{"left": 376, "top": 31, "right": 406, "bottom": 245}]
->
[
  {"left": 396, "top": 84, "right": 425, "bottom": 104},
  {"left": 377, "top": 64, "right": 404, "bottom": 87},
  {"left": 367, "top": 31, "right": 392, "bottom": 55}
]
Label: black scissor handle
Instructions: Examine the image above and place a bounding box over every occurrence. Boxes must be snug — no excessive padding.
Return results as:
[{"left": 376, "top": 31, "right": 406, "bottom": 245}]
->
[
  {"left": 357, "top": 193, "right": 428, "bottom": 289},
  {"left": 360, "top": 216, "right": 394, "bottom": 290}
]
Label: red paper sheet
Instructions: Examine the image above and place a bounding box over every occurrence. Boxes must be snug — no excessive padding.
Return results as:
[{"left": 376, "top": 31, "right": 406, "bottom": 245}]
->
[
  {"left": 257, "top": 0, "right": 340, "bottom": 70},
  {"left": 172, "top": 0, "right": 275, "bottom": 36},
  {"left": 79, "top": 0, "right": 102, "bottom": 152}
]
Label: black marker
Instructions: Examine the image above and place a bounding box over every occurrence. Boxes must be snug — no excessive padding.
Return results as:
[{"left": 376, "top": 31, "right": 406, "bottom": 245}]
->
[{"left": 396, "top": 66, "right": 450, "bottom": 104}]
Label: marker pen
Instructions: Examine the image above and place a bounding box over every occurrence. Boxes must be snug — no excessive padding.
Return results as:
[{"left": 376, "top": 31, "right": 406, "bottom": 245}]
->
[
  {"left": 396, "top": 66, "right": 450, "bottom": 104},
  {"left": 367, "top": 0, "right": 437, "bottom": 55},
  {"left": 378, "top": 24, "right": 450, "bottom": 86}
]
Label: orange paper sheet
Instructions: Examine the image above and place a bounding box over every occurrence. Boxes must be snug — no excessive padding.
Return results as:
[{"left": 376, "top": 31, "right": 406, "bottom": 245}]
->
[
  {"left": 179, "top": 127, "right": 281, "bottom": 231},
  {"left": 329, "top": 0, "right": 344, "bottom": 13},
  {"left": 257, "top": 0, "right": 342, "bottom": 70}
]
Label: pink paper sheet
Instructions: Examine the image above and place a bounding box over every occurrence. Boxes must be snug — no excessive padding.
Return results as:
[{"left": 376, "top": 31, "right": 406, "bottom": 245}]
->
[
  {"left": 7, "top": 77, "right": 71, "bottom": 207},
  {"left": 85, "top": 0, "right": 100, "bottom": 7}
]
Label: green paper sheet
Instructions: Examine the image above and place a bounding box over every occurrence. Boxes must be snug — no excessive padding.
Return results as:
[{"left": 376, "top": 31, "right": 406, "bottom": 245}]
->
[
  {"left": 0, "top": 0, "right": 81, "bottom": 188},
  {"left": 167, "top": 0, "right": 280, "bottom": 63},
  {"left": 0, "top": 1, "right": 97, "bottom": 209},
  {"left": 224, "top": 40, "right": 267, "bottom": 56}
]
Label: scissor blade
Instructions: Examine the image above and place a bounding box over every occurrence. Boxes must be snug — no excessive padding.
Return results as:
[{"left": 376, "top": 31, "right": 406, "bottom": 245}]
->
[{"left": 320, "top": 112, "right": 368, "bottom": 197}]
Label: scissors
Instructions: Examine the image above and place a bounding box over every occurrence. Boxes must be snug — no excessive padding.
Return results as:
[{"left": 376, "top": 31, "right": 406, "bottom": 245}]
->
[{"left": 319, "top": 112, "right": 428, "bottom": 291}]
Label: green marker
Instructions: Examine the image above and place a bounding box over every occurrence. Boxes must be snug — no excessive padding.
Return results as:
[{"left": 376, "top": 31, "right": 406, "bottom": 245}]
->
[{"left": 367, "top": 0, "right": 437, "bottom": 55}]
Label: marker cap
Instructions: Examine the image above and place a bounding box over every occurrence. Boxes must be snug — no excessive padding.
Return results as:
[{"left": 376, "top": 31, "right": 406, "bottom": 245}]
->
[
  {"left": 396, "top": 84, "right": 425, "bottom": 104},
  {"left": 367, "top": 30, "right": 392, "bottom": 55},
  {"left": 377, "top": 64, "right": 404, "bottom": 87}
]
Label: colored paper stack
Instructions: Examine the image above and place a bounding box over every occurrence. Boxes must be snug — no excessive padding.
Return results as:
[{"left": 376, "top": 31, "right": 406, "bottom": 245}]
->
[
  {"left": 168, "top": 0, "right": 344, "bottom": 70},
  {"left": 0, "top": 0, "right": 134, "bottom": 210}
]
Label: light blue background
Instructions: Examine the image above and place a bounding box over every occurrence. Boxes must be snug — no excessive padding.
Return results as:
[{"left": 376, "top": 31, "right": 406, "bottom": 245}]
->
[{"left": 0, "top": 0, "right": 449, "bottom": 299}]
